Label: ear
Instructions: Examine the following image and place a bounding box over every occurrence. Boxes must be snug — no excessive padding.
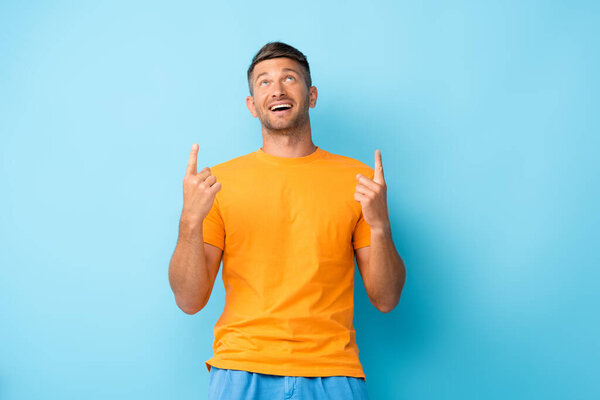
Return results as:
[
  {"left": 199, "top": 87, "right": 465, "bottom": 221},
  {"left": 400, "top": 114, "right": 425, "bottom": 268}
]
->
[
  {"left": 246, "top": 95, "right": 258, "bottom": 118},
  {"left": 308, "top": 86, "right": 318, "bottom": 108}
]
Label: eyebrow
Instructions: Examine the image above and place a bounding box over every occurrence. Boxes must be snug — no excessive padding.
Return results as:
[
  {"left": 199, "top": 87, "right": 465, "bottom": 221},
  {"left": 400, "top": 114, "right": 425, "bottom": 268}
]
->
[{"left": 254, "top": 68, "right": 301, "bottom": 83}]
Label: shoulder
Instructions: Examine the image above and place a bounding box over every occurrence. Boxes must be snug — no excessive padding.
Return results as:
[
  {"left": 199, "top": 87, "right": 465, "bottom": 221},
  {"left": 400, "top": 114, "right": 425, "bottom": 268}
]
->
[
  {"left": 321, "top": 149, "right": 374, "bottom": 176},
  {"left": 208, "top": 151, "right": 256, "bottom": 175}
]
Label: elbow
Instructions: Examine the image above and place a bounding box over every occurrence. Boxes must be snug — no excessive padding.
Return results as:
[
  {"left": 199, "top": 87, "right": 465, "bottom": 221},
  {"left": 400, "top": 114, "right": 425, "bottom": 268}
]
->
[
  {"left": 375, "top": 289, "right": 404, "bottom": 314},
  {"left": 170, "top": 282, "right": 209, "bottom": 315},
  {"left": 175, "top": 297, "right": 206, "bottom": 315},
  {"left": 379, "top": 306, "right": 392, "bottom": 314},
  {"left": 372, "top": 259, "right": 406, "bottom": 314},
  {"left": 371, "top": 296, "right": 396, "bottom": 313},
  {"left": 180, "top": 305, "right": 202, "bottom": 315},
  {"left": 376, "top": 301, "right": 397, "bottom": 314},
  {"left": 379, "top": 267, "right": 406, "bottom": 313}
]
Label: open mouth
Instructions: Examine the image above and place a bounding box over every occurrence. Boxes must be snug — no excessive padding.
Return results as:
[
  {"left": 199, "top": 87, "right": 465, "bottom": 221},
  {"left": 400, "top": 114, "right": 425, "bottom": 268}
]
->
[{"left": 269, "top": 103, "right": 293, "bottom": 113}]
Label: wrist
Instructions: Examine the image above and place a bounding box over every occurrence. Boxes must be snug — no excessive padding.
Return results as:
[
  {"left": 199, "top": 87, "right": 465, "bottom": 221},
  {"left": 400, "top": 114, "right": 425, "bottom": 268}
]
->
[
  {"left": 371, "top": 222, "right": 392, "bottom": 237},
  {"left": 179, "top": 215, "right": 204, "bottom": 236}
]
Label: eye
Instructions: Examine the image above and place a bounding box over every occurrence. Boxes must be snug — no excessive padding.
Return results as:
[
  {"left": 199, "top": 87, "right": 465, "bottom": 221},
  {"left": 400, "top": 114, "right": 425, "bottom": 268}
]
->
[
  {"left": 286, "top": 76, "right": 295, "bottom": 81},
  {"left": 260, "top": 80, "right": 269, "bottom": 86}
]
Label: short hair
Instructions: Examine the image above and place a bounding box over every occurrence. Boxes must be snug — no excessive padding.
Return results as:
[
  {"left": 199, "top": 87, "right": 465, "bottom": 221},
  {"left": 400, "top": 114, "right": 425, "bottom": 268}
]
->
[{"left": 247, "top": 41, "right": 312, "bottom": 95}]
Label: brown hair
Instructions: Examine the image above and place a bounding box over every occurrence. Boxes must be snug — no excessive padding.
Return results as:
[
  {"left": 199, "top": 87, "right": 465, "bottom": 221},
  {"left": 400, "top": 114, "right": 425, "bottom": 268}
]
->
[{"left": 247, "top": 41, "right": 312, "bottom": 95}]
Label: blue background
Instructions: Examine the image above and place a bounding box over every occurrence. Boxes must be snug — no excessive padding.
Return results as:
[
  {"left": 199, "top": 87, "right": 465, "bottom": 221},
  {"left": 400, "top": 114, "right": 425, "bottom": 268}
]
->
[{"left": 1, "top": 1, "right": 598, "bottom": 399}]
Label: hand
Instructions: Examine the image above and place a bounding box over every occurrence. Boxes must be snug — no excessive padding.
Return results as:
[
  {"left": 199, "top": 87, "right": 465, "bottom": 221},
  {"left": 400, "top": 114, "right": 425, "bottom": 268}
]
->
[
  {"left": 354, "top": 149, "right": 390, "bottom": 232},
  {"left": 181, "top": 143, "right": 222, "bottom": 226}
]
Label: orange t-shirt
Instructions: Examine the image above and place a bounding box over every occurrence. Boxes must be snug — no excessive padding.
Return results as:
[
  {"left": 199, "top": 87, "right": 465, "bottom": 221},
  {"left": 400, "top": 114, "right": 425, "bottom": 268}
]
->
[{"left": 202, "top": 146, "right": 374, "bottom": 379}]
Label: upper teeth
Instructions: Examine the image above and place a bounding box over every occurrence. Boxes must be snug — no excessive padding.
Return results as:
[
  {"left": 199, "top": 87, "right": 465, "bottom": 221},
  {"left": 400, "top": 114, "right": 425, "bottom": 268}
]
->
[{"left": 270, "top": 104, "right": 292, "bottom": 111}]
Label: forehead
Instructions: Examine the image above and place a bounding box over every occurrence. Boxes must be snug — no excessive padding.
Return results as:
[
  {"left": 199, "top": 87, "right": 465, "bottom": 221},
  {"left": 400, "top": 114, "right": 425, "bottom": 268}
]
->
[{"left": 252, "top": 57, "right": 303, "bottom": 78}]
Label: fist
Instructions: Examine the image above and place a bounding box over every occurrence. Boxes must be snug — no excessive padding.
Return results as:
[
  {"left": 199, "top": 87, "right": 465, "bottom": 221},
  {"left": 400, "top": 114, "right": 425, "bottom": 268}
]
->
[{"left": 181, "top": 143, "right": 222, "bottom": 225}]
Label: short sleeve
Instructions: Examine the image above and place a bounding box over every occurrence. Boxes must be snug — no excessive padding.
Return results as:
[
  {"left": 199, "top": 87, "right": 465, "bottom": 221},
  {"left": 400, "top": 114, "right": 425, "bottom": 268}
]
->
[
  {"left": 202, "top": 195, "right": 225, "bottom": 251},
  {"left": 352, "top": 211, "right": 371, "bottom": 250}
]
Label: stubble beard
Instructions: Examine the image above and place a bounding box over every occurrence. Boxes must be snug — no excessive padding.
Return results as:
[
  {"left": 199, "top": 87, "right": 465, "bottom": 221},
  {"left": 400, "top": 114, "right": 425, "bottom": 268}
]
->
[{"left": 258, "top": 96, "right": 311, "bottom": 139}]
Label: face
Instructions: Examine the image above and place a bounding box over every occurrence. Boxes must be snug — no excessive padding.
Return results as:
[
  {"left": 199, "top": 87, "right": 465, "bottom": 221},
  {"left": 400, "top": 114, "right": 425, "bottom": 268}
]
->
[{"left": 246, "top": 57, "right": 318, "bottom": 132}]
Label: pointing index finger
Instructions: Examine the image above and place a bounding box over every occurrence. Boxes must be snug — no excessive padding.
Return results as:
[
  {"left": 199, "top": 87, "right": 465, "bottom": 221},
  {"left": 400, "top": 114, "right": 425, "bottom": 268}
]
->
[
  {"left": 374, "top": 149, "right": 385, "bottom": 184},
  {"left": 186, "top": 143, "right": 198, "bottom": 176}
]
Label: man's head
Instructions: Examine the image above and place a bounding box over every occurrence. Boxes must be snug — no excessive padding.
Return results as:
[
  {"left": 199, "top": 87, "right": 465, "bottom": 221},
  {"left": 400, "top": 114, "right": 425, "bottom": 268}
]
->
[
  {"left": 246, "top": 42, "right": 318, "bottom": 134},
  {"left": 247, "top": 41, "right": 312, "bottom": 96}
]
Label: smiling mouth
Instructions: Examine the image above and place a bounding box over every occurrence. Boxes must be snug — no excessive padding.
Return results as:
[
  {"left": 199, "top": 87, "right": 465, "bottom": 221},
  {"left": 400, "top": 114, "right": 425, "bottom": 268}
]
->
[{"left": 269, "top": 104, "right": 293, "bottom": 113}]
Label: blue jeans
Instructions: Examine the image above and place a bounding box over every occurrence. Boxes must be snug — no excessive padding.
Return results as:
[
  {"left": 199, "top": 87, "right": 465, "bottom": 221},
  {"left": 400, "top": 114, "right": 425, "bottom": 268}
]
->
[{"left": 208, "top": 366, "right": 370, "bottom": 400}]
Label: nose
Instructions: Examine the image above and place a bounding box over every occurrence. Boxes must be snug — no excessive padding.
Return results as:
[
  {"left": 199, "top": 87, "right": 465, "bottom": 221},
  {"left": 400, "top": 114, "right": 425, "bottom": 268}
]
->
[{"left": 271, "top": 80, "right": 286, "bottom": 98}]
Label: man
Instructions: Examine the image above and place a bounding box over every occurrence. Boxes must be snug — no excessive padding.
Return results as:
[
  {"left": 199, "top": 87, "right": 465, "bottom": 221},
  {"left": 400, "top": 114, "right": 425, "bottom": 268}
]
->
[{"left": 168, "top": 41, "right": 406, "bottom": 399}]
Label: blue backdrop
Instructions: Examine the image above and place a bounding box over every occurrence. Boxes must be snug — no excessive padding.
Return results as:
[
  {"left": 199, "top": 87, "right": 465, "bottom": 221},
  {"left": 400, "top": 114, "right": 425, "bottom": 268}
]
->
[{"left": 1, "top": 1, "right": 598, "bottom": 399}]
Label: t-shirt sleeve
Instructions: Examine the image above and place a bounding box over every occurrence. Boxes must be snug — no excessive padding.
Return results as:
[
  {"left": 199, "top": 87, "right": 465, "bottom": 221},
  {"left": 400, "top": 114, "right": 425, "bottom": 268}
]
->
[
  {"left": 202, "top": 195, "right": 225, "bottom": 251},
  {"left": 352, "top": 211, "right": 371, "bottom": 250}
]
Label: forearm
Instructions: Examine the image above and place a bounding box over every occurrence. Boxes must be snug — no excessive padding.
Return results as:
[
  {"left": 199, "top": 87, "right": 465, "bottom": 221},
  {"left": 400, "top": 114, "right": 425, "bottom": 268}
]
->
[
  {"left": 168, "top": 220, "right": 210, "bottom": 314},
  {"left": 369, "top": 224, "right": 406, "bottom": 312}
]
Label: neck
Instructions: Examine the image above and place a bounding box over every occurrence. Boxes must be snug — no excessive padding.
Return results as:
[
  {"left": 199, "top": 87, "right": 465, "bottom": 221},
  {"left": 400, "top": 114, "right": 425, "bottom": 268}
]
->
[{"left": 260, "top": 119, "right": 316, "bottom": 158}]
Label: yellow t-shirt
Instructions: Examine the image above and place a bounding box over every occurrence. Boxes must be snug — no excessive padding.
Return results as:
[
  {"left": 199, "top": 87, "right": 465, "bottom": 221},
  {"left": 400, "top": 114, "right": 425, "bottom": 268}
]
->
[{"left": 202, "top": 146, "right": 374, "bottom": 379}]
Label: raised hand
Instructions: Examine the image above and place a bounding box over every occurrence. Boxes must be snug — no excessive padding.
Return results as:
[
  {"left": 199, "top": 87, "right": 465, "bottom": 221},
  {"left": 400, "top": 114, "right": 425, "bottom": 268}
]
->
[
  {"left": 181, "top": 143, "right": 222, "bottom": 226},
  {"left": 354, "top": 149, "right": 390, "bottom": 232}
]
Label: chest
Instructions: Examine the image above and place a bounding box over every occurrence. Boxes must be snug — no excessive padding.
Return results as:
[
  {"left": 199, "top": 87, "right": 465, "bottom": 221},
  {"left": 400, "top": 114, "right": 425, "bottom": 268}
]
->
[{"left": 219, "top": 168, "right": 361, "bottom": 242}]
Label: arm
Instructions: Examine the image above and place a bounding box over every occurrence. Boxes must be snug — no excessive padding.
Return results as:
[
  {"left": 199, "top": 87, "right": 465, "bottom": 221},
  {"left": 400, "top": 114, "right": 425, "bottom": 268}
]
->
[
  {"left": 354, "top": 149, "right": 405, "bottom": 313},
  {"left": 355, "top": 225, "right": 406, "bottom": 313},
  {"left": 168, "top": 143, "right": 223, "bottom": 315},
  {"left": 168, "top": 221, "right": 223, "bottom": 314}
]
